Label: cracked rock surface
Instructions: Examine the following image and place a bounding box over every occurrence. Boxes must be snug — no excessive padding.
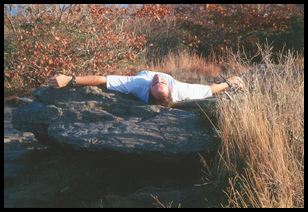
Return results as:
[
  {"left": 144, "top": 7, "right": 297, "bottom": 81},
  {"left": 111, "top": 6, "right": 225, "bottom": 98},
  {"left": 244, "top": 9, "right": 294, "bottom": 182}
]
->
[{"left": 12, "top": 86, "right": 218, "bottom": 156}]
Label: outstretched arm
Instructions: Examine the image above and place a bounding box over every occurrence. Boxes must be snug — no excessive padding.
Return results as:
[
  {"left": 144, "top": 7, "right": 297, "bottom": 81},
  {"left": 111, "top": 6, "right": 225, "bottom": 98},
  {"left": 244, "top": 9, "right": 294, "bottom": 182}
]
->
[
  {"left": 49, "top": 74, "right": 107, "bottom": 88},
  {"left": 209, "top": 76, "right": 242, "bottom": 94}
]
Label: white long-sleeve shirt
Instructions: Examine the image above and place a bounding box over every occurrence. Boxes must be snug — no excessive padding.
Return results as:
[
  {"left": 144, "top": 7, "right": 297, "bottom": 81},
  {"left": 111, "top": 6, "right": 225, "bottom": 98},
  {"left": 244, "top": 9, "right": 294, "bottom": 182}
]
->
[{"left": 106, "top": 70, "right": 212, "bottom": 103}]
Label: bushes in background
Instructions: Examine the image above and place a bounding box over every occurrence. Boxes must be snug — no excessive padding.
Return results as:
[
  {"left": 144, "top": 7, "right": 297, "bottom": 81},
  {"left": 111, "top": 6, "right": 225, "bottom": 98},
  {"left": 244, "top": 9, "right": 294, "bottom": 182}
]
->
[{"left": 4, "top": 4, "right": 304, "bottom": 96}]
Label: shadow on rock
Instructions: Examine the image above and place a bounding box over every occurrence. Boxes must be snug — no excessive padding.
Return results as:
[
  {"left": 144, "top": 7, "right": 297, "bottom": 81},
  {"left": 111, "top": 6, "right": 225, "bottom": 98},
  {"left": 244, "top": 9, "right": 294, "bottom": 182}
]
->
[{"left": 5, "top": 141, "right": 213, "bottom": 208}]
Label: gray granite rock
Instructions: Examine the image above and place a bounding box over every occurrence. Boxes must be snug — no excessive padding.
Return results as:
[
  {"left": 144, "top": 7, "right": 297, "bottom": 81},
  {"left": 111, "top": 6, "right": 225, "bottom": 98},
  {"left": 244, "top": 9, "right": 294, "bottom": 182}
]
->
[{"left": 12, "top": 86, "right": 219, "bottom": 156}]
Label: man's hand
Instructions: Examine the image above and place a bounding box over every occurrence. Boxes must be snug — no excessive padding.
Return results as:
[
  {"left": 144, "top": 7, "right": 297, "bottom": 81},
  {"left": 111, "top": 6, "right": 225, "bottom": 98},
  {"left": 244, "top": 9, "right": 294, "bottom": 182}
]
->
[
  {"left": 227, "top": 76, "right": 245, "bottom": 90},
  {"left": 49, "top": 74, "right": 73, "bottom": 88}
]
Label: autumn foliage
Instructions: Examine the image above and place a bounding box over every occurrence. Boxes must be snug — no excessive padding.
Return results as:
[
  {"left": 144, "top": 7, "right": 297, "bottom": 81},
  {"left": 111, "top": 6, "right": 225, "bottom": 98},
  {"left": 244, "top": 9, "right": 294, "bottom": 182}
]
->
[
  {"left": 4, "top": 4, "right": 303, "bottom": 96},
  {"left": 4, "top": 4, "right": 146, "bottom": 95},
  {"left": 140, "top": 4, "right": 303, "bottom": 59}
]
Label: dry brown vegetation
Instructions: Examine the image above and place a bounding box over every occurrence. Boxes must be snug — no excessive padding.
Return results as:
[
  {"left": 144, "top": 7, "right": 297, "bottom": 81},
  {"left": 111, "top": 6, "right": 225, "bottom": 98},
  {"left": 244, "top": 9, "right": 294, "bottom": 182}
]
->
[
  {"left": 215, "top": 46, "right": 304, "bottom": 208},
  {"left": 145, "top": 44, "right": 304, "bottom": 208},
  {"left": 4, "top": 4, "right": 303, "bottom": 96},
  {"left": 147, "top": 50, "right": 223, "bottom": 84}
]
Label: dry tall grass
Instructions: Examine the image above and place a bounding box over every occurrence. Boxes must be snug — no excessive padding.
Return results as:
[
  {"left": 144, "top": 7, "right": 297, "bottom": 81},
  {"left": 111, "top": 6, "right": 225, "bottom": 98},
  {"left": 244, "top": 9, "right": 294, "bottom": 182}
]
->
[
  {"left": 216, "top": 46, "right": 304, "bottom": 208},
  {"left": 152, "top": 46, "right": 304, "bottom": 208},
  {"left": 146, "top": 50, "right": 222, "bottom": 83}
]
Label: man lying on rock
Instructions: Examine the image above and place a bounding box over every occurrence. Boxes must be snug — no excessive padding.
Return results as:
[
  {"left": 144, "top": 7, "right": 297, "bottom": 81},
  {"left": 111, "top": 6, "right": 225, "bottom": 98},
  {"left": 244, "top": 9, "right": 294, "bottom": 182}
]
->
[{"left": 49, "top": 70, "right": 244, "bottom": 107}]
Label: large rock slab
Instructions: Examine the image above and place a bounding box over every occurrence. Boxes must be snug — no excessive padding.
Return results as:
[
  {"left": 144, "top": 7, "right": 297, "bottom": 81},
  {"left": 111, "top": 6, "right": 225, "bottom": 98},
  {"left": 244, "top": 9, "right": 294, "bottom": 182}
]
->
[{"left": 12, "top": 86, "right": 219, "bottom": 157}]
